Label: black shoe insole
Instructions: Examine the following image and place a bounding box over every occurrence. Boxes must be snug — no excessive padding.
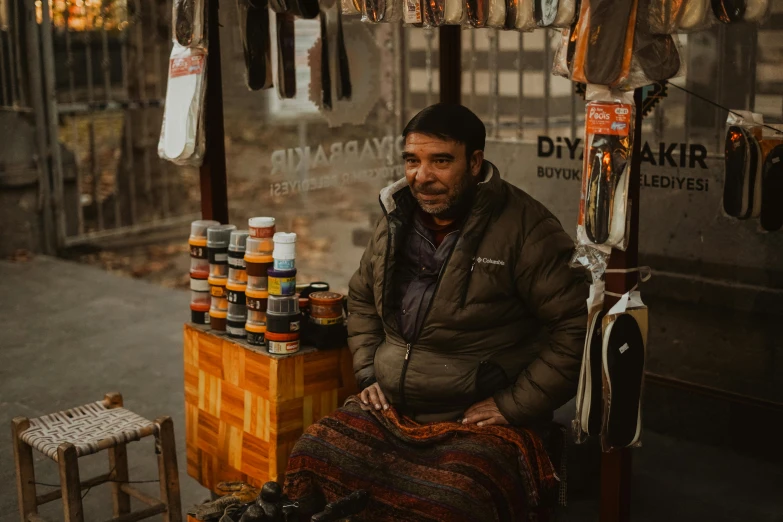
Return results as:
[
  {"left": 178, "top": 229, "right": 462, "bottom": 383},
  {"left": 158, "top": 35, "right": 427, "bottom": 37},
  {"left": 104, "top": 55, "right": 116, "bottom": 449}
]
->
[
  {"left": 467, "top": 0, "right": 490, "bottom": 27},
  {"left": 585, "top": 136, "right": 627, "bottom": 245},
  {"left": 634, "top": 0, "right": 680, "bottom": 82},
  {"left": 587, "top": 310, "right": 606, "bottom": 436},
  {"left": 276, "top": 13, "right": 296, "bottom": 99},
  {"left": 565, "top": 0, "right": 582, "bottom": 73},
  {"left": 535, "top": 0, "right": 559, "bottom": 26},
  {"left": 723, "top": 126, "right": 751, "bottom": 218},
  {"left": 603, "top": 313, "right": 644, "bottom": 449},
  {"left": 505, "top": 0, "right": 518, "bottom": 28},
  {"left": 712, "top": 0, "right": 746, "bottom": 22},
  {"left": 175, "top": 0, "right": 195, "bottom": 47},
  {"left": 761, "top": 145, "right": 783, "bottom": 232},
  {"left": 239, "top": 0, "right": 273, "bottom": 91},
  {"left": 748, "top": 133, "right": 762, "bottom": 218},
  {"left": 584, "top": 0, "right": 635, "bottom": 85}
]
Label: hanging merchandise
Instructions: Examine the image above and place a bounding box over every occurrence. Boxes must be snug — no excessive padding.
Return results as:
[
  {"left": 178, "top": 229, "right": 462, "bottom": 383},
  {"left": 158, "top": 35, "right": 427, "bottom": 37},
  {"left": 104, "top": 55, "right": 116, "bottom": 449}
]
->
[
  {"left": 320, "top": 0, "right": 353, "bottom": 111},
  {"left": 275, "top": 13, "right": 297, "bottom": 99},
  {"left": 466, "top": 0, "right": 490, "bottom": 27},
  {"left": 583, "top": 0, "right": 638, "bottom": 86},
  {"left": 403, "top": 0, "right": 423, "bottom": 24},
  {"left": 342, "top": 0, "right": 362, "bottom": 14},
  {"left": 361, "top": 0, "right": 401, "bottom": 22},
  {"left": 552, "top": 0, "right": 578, "bottom": 27},
  {"left": 648, "top": 0, "right": 713, "bottom": 34},
  {"left": 577, "top": 87, "right": 635, "bottom": 251},
  {"left": 722, "top": 111, "right": 763, "bottom": 220},
  {"left": 236, "top": 0, "right": 273, "bottom": 91},
  {"left": 173, "top": 0, "right": 206, "bottom": 47},
  {"left": 600, "top": 291, "right": 648, "bottom": 451},
  {"left": 568, "top": 0, "right": 589, "bottom": 82},
  {"left": 573, "top": 281, "right": 605, "bottom": 443},
  {"left": 743, "top": 0, "right": 769, "bottom": 22},
  {"left": 535, "top": 0, "right": 558, "bottom": 26},
  {"left": 158, "top": 44, "right": 207, "bottom": 167},
  {"left": 711, "top": 0, "right": 746, "bottom": 23},
  {"left": 422, "top": 0, "right": 445, "bottom": 25},
  {"left": 624, "top": 0, "right": 682, "bottom": 88},
  {"left": 760, "top": 144, "right": 783, "bottom": 232},
  {"left": 445, "top": 0, "right": 465, "bottom": 24}
]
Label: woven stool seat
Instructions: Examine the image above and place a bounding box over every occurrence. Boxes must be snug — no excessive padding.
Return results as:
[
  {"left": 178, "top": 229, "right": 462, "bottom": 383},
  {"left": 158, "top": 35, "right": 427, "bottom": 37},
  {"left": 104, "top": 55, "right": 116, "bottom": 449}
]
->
[{"left": 20, "top": 400, "right": 156, "bottom": 462}]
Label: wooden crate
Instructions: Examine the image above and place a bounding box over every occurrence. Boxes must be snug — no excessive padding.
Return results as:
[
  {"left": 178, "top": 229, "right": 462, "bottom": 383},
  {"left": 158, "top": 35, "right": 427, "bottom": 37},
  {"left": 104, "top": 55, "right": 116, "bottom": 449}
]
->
[{"left": 184, "top": 323, "right": 358, "bottom": 491}]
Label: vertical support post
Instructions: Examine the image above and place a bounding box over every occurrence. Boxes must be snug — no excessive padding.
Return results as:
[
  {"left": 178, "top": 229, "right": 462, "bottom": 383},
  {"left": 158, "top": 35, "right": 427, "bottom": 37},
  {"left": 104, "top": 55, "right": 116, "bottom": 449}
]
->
[
  {"left": 12, "top": 417, "right": 38, "bottom": 520},
  {"left": 438, "top": 25, "right": 461, "bottom": 105},
  {"left": 199, "top": 0, "right": 229, "bottom": 223},
  {"left": 599, "top": 87, "right": 643, "bottom": 522}
]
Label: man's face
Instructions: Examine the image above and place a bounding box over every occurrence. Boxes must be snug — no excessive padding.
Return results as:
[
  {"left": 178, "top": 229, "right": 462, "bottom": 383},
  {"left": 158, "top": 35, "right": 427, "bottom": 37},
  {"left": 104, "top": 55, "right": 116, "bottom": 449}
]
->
[{"left": 402, "top": 133, "right": 484, "bottom": 218}]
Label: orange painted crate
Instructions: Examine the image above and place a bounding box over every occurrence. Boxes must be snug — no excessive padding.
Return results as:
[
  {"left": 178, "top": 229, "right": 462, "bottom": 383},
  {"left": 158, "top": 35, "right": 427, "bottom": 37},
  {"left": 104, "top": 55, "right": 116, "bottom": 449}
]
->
[{"left": 184, "top": 323, "right": 357, "bottom": 492}]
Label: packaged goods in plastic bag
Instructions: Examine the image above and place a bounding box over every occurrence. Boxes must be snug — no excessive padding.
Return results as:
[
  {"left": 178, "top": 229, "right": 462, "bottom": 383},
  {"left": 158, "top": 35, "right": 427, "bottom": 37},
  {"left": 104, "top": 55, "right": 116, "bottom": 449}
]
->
[
  {"left": 573, "top": 280, "right": 605, "bottom": 444},
  {"left": 363, "top": 0, "right": 401, "bottom": 22},
  {"left": 552, "top": 0, "right": 578, "bottom": 27},
  {"left": 444, "top": 0, "right": 466, "bottom": 24},
  {"left": 507, "top": 0, "right": 537, "bottom": 30},
  {"left": 744, "top": 0, "right": 770, "bottom": 23},
  {"left": 173, "top": 0, "right": 206, "bottom": 48},
  {"left": 583, "top": 0, "right": 638, "bottom": 87},
  {"left": 722, "top": 111, "right": 764, "bottom": 220},
  {"left": 465, "top": 0, "right": 489, "bottom": 27},
  {"left": 711, "top": 0, "right": 747, "bottom": 23},
  {"left": 402, "top": 0, "right": 424, "bottom": 24},
  {"left": 648, "top": 0, "right": 714, "bottom": 34},
  {"left": 552, "top": 28, "right": 571, "bottom": 78},
  {"left": 158, "top": 43, "right": 207, "bottom": 167},
  {"left": 759, "top": 124, "right": 783, "bottom": 233},
  {"left": 577, "top": 87, "right": 635, "bottom": 251},
  {"left": 486, "top": 0, "right": 506, "bottom": 27}
]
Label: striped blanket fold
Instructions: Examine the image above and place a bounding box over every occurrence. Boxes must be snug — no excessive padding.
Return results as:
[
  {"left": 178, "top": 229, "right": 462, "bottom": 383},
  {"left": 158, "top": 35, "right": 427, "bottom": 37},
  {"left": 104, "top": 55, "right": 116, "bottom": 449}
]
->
[{"left": 283, "top": 396, "right": 558, "bottom": 522}]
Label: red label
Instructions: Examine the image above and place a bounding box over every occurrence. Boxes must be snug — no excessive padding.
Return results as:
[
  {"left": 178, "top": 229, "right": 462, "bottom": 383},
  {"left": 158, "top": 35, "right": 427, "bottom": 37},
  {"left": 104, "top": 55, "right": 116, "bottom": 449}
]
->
[
  {"left": 170, "top": 54, "right": 205, "bottom": 79},
  {"left": 585, "top": 103, "right": 632, "bottom": 136}
]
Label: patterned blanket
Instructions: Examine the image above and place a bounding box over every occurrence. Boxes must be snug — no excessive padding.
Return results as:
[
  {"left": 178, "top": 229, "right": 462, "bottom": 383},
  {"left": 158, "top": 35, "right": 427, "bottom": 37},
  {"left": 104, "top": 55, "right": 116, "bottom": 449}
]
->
[{"left": 283, "top": 396, "right": 558, "bottom": 522}]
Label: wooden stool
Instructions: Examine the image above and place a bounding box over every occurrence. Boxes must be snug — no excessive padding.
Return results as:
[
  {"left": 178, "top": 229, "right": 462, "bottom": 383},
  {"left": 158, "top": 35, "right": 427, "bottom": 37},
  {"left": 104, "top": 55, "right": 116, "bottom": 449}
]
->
[{"left": 11, "top": 392, "right": 182, "bottom": 522}]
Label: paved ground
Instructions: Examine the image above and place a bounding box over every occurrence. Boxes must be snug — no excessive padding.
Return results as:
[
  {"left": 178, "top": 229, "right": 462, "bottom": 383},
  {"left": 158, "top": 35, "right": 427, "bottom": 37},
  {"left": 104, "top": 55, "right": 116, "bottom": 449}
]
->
[{"left": 0, "top": 257, "right": 781, "bottom": 521}]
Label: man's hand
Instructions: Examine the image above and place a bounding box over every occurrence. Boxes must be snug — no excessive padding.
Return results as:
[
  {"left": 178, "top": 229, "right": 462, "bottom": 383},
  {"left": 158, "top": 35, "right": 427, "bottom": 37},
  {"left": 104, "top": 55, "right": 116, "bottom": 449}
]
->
[
  {"left": 360, "top": 383, "right": 389, "bottom": 411},
  {"left": 462, "top": 397, "right": 509, "bottom": 427}
]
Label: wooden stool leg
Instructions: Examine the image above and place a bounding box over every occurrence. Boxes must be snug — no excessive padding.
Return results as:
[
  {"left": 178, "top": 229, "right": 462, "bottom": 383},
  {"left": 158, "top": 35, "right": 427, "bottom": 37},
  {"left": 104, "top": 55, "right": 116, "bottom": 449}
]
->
[
  {"left": 155, "top": 416, "right": 183, "bottom": 522},
  {"left": 12, "top": 417, "right": 38, "bottom": 521},
  {"left": 109, "top": 443, "right": 131, "bottom": 516},
  {"left": 58, "top": 443, "right": 84, "bottom": 522}
]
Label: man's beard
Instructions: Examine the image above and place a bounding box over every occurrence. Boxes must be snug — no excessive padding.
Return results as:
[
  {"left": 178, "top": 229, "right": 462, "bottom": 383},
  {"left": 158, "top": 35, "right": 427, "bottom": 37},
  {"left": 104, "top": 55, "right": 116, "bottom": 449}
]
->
[{"left": 413, "top": 169, "right": 476, "bottom": 220}]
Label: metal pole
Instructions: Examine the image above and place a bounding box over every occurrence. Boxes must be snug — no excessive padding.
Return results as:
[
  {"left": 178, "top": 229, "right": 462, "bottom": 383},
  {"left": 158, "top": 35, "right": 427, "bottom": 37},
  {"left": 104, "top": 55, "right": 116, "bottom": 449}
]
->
[
  {"left": 517, "top": 31, "right": 525, "bottom": 140},
  {"left": 39, "top": 0, "right": 68, "bottom": 248},
  {"left": 438, "top": 25, "right": 461, "bottom": 105},
  {"left": 199, "top": 0, "right": 229, "bottom": 223},
  {"left": 488, "top": 29, "right": 499, "bottom": 138},
  {"left": 599, "top": 87, "right": 644, "bottom": 522},
  {"left": 543, "top": 30, "right": 551, "bottom": 135},
  {"left": 24, "top": 0, "right": 55, "bottom": 253}
]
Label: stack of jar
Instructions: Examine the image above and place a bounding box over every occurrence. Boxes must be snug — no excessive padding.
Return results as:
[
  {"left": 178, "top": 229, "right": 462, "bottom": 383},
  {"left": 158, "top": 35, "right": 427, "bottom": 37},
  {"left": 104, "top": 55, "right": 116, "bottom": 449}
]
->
[
  {"left": 206, "top": 224, "right": 235, "bottom": 332},
  {"left": 244, "top": 217, "right": 275, "bottom": 346},
  {"left": 266, "top": 232, "right": 301, "bottom": 354},
  {"left": 189, "top": 220, "right": 219, "bottom": 324},
  {"left": 226, "top": 230, "right": 249, "bottom": 339},
  {"left": 308, "top": 291, "right": 346, "bottom": 337}
]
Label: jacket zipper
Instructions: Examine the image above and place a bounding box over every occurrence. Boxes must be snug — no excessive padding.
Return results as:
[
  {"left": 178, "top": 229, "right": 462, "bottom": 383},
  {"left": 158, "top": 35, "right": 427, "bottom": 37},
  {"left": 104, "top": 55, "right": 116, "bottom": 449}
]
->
[
  {"left": 460, "top": 257, "right": 475, "bottom": 308},
  {"left": 398, "top": 235, "right": 459, "bottom": 410}
]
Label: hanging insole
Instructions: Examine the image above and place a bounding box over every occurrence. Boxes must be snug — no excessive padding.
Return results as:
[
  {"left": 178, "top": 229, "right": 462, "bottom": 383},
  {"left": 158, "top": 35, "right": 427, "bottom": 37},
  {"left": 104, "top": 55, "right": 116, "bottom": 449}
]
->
[
  {"left": 586, "top": 309, "right": 606, "bottom": 436},
  {"left": 236, "top": 0, "right": 273, "bottom": 91},
  {"left": 444, "top": 0, "right": 465, "bottom": 23},
  {"left": 744, "top": 0, "right": 768, "bottom": 21},
  {"left": 761, "top": 145, "right": 783, "bottom": 232},
  {"left": 363, "top": 0, "right": 388, "bottom": 22},
  {"left": 467, "top": 0, "right": 490, "bottom": 27},
  {"left": 553, "top": 0, "right": 579, "bottom": 27},
  {"left": 633, "top": 0, "right": 680, "bottom": 82},
  {"left": 712, "top": 0, "right": 746, "bottom": 22},
  {"left": 603, "top": 313, "right": 645, "bottom": 449},
  {"left": 584, "top": 0, "right": 636, "bottom": 85},
  {"left": 424, "top": 0, "right": 446, "bottom": 26},
  {"left": 276, "top": 13, "right": 296, "bottom": 99},
  {"left": 680, "top": 0, "right": 711, "bottom": 29},
  {"left": 505, "top": 0, "right": 518, "bottom": 28},
  {"left": 749, "top": 134, "right": 763, "bottom": 218},
  {"left": 585, "top": 136, "right": 626, "bottom": 245},
  {"left": 723, "top": 126, "right": 751, "bottom": 218},
  {"left": 487, "top": 0, "right": 507, "bottom": 27},
  {"left": 535, "top": 0, "right": 559, "bottom": 26}
]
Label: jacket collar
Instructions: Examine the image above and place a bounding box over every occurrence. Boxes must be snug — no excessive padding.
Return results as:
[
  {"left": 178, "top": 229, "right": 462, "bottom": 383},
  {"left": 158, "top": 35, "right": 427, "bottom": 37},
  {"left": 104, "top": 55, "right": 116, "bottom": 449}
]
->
[{"left": 379, "top": 160, "right": 503, "bottom": 221}]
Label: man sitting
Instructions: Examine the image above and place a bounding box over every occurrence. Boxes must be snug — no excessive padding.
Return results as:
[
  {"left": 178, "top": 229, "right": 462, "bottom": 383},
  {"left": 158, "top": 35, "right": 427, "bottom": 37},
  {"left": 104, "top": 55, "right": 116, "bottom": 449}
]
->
[{"left": 284, "top": 104, "right": 588, "bottom": 522}]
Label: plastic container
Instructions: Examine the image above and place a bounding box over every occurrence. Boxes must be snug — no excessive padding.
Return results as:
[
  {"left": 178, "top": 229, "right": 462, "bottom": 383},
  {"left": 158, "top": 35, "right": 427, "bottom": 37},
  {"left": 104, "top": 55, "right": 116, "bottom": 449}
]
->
[
  {"left": 226, "top": 317, "right": 246, "bottom": 339},
  {"left": 207, "top": 224, "right": 236, "bottom": 277},
  {"left": 310, "top": 315, "right": 345, "bottom": 326},
  {"left": 267, "top": 294, "right": 300, "bottom": 315},
  {"left": 247, "top": 275, "right": 269, "bottom": 290},
  {"left": 228, "top": 230, "right": 249, "bottom": 284},
  {"left": 267, "top": 312, "right": 302, "bottom": 334},
  {"left": 268, "top": 268, "right": 297, "bottom": 296},
  {"left": 298, "top": 296, "right": 310, "bottom": 311},
  {"left": 189, "top": 220, "right": 219, "bottom": 279},
  {"left": 246, "top": 322, "right": 266, "bottom": 346},
  {"left": 248, "top": 217, "right": 276, "bottom": 239},
  {"left": 190, "top": 275, "right": 210, "bottom": 293},
  {"left": 248, "top": 309, "right": 267, "bottom": 324},
  {"left": 246, "top": 288, "right": 269, "bottom": 312},
  {"left": 265, "top": 331, "right": 300, "bottom": 354},
  {"left": 309, "top": 291, "right": 344, "bottom": 319},
  {"left": 300, "top": 282, "right": 329, "bottom": 299},
  {"left": 272, "top": 232, "right": 297, "bottom": 265},
  {"left": 209, "top": 309, "right": 227, "bottom": 331},
  {"left": 246, "top": 237, "right": 274, "bottom": 259},
  {"left": 228, "top": 302, "right": 247, "bottom": 320},
  {"left": 227, "top": 281, "right": 247, "bottom": 311},
  {"left": 208, "top": 275, "right": 228, "bottom": 309}
]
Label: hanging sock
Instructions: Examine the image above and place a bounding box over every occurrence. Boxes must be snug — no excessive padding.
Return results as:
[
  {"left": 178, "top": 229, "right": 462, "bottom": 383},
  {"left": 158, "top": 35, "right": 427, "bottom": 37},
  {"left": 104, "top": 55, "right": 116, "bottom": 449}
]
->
[
  {"left": 761, "top": 145, "right": 783, "bottom": 232},
  {"left": 276, "top": 13, "right": 296, "bottom": 99},
  {"left": 711, "top": 0, "right": 746, "bottom": 22}
]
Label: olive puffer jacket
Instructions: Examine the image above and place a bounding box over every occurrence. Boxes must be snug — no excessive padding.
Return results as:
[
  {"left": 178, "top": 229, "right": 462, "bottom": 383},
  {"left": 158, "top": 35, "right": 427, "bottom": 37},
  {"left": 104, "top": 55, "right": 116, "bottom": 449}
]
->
[{"left": 347, "top": 162, "right": 589, "bottom": 425}]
